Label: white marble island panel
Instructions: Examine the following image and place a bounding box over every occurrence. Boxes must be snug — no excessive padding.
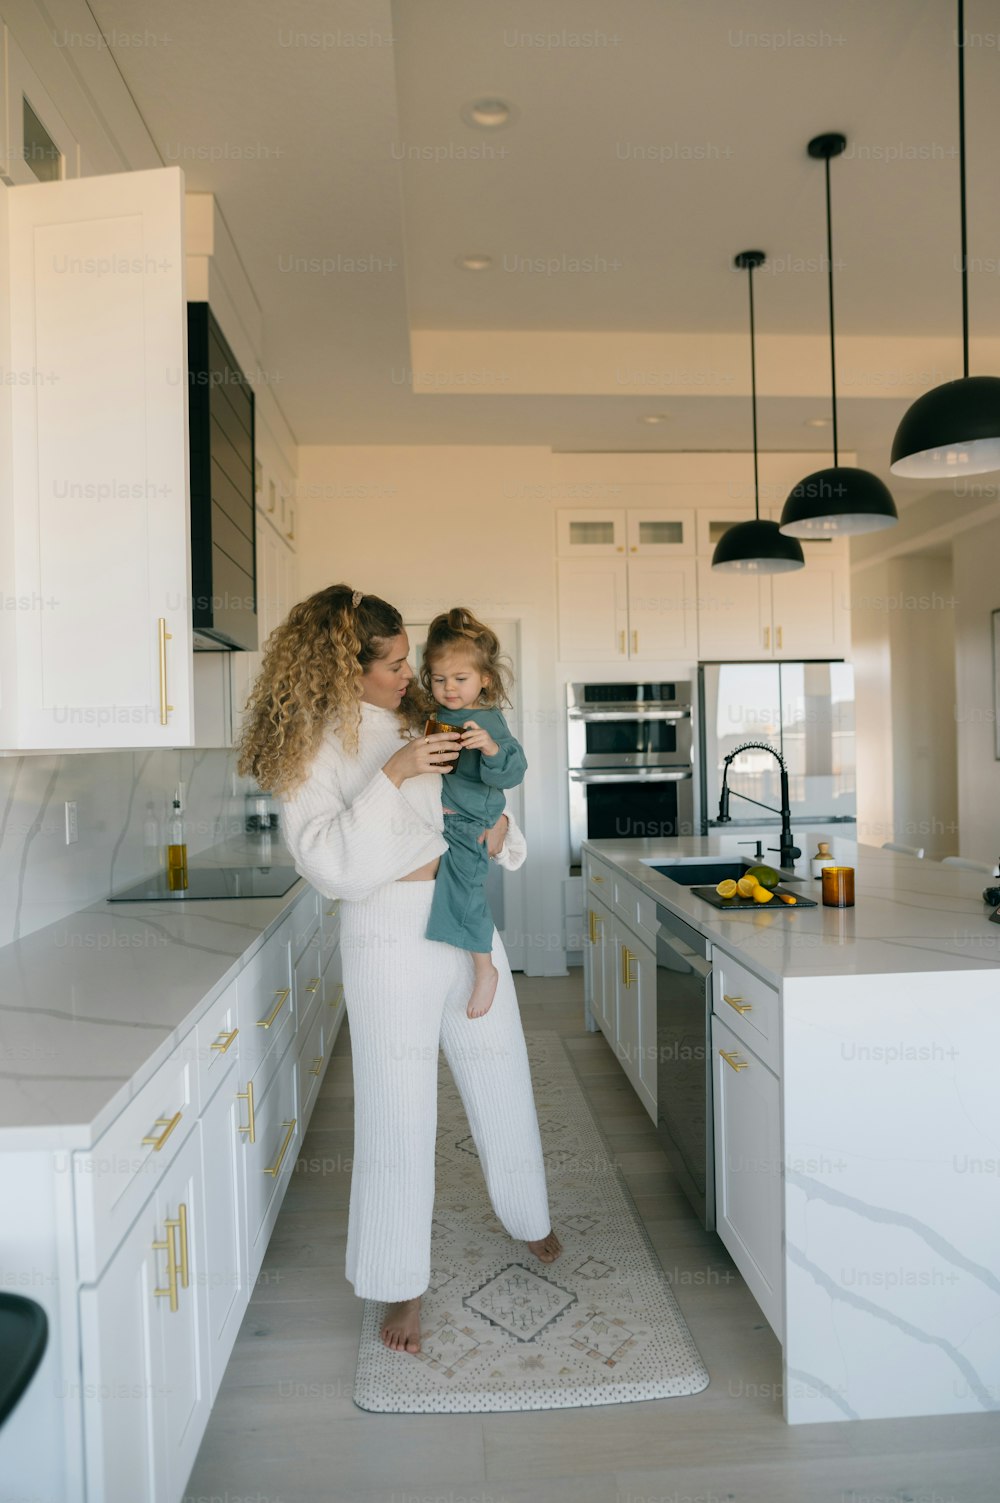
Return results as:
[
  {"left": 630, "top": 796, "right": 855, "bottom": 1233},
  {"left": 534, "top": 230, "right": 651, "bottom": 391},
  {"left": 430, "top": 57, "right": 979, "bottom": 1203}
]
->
[{"left": 584, "top": 835, "right": 1000, "bottom": 1426}]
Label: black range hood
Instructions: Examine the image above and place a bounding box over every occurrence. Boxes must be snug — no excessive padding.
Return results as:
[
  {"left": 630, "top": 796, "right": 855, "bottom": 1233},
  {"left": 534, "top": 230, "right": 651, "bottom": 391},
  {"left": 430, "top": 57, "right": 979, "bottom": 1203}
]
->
[{"left": 188, "top": 302, "right": 258, "bottom": 651}]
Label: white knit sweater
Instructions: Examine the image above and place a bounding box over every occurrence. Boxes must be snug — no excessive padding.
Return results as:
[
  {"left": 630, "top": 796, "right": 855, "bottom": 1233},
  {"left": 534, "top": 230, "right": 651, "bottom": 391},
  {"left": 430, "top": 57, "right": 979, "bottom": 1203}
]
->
[{"left": 278, "top": 700, "right": 527, "bottom": 901}]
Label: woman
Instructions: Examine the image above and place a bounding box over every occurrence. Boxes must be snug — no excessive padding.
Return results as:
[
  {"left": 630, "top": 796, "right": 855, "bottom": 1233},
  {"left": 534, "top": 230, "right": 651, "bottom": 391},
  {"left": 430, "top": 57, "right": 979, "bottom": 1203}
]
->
[{"left": 237, "top": 584, "right": 561, "bottom": 1356}]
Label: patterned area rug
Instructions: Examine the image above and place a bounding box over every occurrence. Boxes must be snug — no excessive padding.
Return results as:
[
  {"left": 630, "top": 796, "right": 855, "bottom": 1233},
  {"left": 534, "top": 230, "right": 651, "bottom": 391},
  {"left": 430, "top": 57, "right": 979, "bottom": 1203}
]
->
[{"left": 353, "top": 1031, "right": 711, "bottom": 1413}]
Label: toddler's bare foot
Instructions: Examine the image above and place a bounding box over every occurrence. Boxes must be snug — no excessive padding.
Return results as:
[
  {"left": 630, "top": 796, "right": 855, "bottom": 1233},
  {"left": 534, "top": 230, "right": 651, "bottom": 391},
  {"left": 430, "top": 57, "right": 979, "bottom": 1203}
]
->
[
  {"left": 467, "top": 963, "right": 499, "bottom": 1019},
  {"left": 380, "top": 1296, "right": 422, "bottom": 1353},
  {"left": 526, "top": 1228, "right": 562, "bottom": 1263}
]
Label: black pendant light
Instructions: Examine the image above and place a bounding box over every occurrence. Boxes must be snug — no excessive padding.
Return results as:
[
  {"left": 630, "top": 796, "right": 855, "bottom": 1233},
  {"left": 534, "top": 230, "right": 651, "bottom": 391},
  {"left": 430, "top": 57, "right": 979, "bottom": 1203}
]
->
[
  {"left": 779, "top": 134, "right": 898, "bottom": 536},
  {"left": 712, "top": 251, "right": 805, "bottom": 573},
  {"left": 890, "top": 0, "right": 1000, "bottom": 477}
]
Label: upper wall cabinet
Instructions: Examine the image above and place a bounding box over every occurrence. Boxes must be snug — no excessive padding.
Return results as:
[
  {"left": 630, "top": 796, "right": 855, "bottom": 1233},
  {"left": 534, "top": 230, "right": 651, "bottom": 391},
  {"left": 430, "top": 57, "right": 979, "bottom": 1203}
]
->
[{"left": 0, "top": 166, "right": 194, "bottom": 749}]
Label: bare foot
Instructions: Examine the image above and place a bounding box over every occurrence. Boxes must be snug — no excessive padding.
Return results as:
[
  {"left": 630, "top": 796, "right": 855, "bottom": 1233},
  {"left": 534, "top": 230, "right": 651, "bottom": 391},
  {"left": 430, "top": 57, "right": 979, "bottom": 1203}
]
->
[
  {"left": 380, "top": 1296, "right": 422, "bottom": 1354},
  {"left": 526, "top": 1228, "right": 562, "bottom": 1263},
  {"left": 467, "top": 963, "right": 499, "bottom": 1019}
]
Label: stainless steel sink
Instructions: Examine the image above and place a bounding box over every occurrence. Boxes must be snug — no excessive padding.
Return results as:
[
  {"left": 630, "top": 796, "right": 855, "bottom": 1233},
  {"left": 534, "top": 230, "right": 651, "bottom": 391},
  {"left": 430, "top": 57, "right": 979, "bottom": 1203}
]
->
[{"left": 648, "top": 858, "right": 800, "bottom": 887}]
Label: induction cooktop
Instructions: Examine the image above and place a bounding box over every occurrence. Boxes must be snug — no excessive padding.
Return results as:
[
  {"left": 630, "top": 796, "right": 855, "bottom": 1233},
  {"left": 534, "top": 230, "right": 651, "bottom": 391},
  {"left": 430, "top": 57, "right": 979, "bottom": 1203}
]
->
[{"left": 108, "top": 866, "right": 301, "bottom": 902}]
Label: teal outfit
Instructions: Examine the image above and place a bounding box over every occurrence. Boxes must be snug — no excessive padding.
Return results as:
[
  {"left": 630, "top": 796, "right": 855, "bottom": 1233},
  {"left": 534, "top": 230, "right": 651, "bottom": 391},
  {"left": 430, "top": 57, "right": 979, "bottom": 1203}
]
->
[{"left": 424, "top": 706, "right": 527, "bottom": 953}]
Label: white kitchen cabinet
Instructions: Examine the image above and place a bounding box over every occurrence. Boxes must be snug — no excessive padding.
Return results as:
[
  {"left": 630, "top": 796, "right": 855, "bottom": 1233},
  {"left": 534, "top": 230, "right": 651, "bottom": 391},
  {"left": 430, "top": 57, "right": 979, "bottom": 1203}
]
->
[
  {"left": 79, "top": 1121, "right": 210, "bottom": 1503},
  {"left": 696, "top": 557, "right": 849, "bottom": 661},
  {"left": 712, "top": 1011, "right": 783, "bottom": 1339},
  {"left": 199, "top": 1051, "right": 248, "bottom": 1402},
  {"left": 612, "top": 916, "right": 656, "bottom": 1122},
  {"left": 241, "top": 1041, "right": 299, "bottom": 1285},
  {"left": 1, "top": 166, "right": 194, "bottom": 749},
  {"left": 557, "top": 557, "right": 698, "bottom": 661},
  {"left": 557, "top": 507, "right": 695, "bottom": 557}
]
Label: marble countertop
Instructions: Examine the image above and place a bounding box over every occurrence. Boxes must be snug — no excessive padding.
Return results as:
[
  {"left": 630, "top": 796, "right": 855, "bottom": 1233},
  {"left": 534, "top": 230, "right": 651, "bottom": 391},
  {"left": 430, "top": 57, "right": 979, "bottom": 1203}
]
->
[
  {"left": 0, "top": 833, "right": 310, "bottom": 1149},
  {"left": 583, "top": 834, "right": 1000, "bottom": 986}
]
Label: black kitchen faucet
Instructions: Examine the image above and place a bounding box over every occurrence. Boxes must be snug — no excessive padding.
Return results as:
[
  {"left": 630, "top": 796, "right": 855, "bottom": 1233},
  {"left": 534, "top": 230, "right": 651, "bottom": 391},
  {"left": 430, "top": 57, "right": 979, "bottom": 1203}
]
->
[{"left": 716, "top": 740, "right": 802, "bottom": 871}]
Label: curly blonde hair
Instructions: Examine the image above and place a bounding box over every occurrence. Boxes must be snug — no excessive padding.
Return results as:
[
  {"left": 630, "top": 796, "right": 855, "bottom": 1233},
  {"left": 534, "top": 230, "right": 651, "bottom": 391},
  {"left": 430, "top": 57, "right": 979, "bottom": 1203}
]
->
[
  {"left": 418, "top": 606, "right": 514, "bottom": 710},
  {"left": 236, "top": 583, "right": 421, "bottom": 795}
]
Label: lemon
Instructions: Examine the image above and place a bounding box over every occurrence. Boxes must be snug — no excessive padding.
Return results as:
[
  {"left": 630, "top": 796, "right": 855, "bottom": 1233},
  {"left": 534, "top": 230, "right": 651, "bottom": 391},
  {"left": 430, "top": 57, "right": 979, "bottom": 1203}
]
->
[
  {"left": 736, "top": 875, "right": 759, "bottom": 899},
  {"left": 752, "top": 885, "right": 774, "bottom": 903},
  {"left": 715, "top": 878, "right": 738, "bottom": 899}
]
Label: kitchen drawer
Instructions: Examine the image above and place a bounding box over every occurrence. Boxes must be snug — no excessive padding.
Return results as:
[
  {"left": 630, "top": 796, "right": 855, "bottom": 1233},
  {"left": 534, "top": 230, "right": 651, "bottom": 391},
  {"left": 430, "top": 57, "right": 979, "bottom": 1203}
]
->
[
  {"left": 297, "top": 987, "right": 327, "bottom": 1128},
  {"left": 73, "top": 1040, "right": 196, "bottom": 1284},
  {"left": 712, "top": 947, "right": 780, "bottom": 1073},
  {"left": 237, "top": 920, "right": 293, "bottom": 1084},
  {"left": 289, "top": 887, "right": 320, "bottom": 963},
  {"left": 613, "top": 878, "right": 658, "bottom": 950},
  {"left": 320, "top": 896, "right": 341, "bottom": 963},
  {"left": 323, "top": 942, "right": 345, "bottom": 1032},
  {"left": 294, "top": 934, "right": 323, "bottom": 1038},
  {"left": 584, "top": 852, "right": 616, "bottom": 899},
  {"left": 192, "top": 977, "right": 240, "bottom": 1112}
]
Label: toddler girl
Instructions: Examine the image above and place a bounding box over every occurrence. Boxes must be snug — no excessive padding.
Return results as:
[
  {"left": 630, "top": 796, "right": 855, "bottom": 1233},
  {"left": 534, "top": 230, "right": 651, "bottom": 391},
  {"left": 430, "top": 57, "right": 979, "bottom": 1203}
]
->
[{"left": 420, "top": 608, "right": 527, "bottom": 1019}]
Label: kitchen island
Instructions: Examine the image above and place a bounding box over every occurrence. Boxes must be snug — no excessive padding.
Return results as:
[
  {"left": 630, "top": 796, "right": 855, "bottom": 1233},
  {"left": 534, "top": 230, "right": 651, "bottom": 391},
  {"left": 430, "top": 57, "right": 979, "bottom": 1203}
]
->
[{"left": 582, "top": 833, "right": 1000, "bottom": 1427}]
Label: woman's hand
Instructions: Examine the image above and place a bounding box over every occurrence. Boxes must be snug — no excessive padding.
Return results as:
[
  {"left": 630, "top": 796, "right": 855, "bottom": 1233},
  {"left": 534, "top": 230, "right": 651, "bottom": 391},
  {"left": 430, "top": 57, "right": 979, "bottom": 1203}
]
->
[
  {"left": 383, "top": 731, "right": 461, "bottom": 787},
  {"left": 477, "top": 812, "right": 509, "bottom": 858},
  {"left": 461, "top": 720, "right": 500, "bottom": 757}
]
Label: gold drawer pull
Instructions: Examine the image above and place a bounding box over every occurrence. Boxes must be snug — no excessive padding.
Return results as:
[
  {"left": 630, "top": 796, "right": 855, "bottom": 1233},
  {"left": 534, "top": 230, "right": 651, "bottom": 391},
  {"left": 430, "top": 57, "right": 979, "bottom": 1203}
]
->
[
  {"left": 590, "top": 874, "right": 605, "bottom": 883},
  {"left": 264, "top": 1119, "right": 297, "bottom": 1177},
  {"left": 763, "top": 625, "right": 770, "bottom": 651},
  {"left": 723, "top": 993, "right": 752, "bottom": 1015},
  {"left": 237, "top": 1078, "right": 255, "bottom": 1143},
  {"left": 304, "top": 977, "right": 321, "bottom": 993},
  {"left": 211, "top": 1027, "right": 239, "bottom": 1054},
  {"left": 152, "top": 1218, "right": 180, "bottom": 1312},
  {"left": 618, "top": 629, "right": 626, "bottom": 654},
  {"left": 309, "top": 1055, "right": 324, "bottom": 1077},
  {"left": 328, "top": 983, "right": 344, "bottom": 1008},
  {"left": 776, "top": 624, "right": 783, "bottom": 650},
  {"left": 157, "top": 618, "right": 174, "bottom": 725},
  {"left": 142, "top": 1110, "right": 181, "bottom": 1151},
  {"left": 632, "top": 629, "right": 639, "bottom": 653},
  {"left": 174, "top": 1202, "right": 190, "bottom": 1289},
  {"left": 257, "top": 988, "right": 290, "bottom": 1028},
  {"left": 720, "top": 1049, "right": 749, "bottom": 1073},
  {"left": 621, "top": 944, "right": 636, "bottom": 989},
  {"left": 325, "top": 904, "right": 339, "bottom": 917}
]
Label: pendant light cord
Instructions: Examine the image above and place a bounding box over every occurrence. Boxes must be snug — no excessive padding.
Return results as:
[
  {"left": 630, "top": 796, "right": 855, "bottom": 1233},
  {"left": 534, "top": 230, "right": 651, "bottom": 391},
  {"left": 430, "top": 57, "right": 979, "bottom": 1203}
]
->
[
  {"left": 958, "top": 0, "right": 970, "bottom": 378},
  {"left": 747, "top": 261, "right": 760, "bottom": 520},
  {"left": 823, "top": 155, "right": 840, "bottom": 467}
]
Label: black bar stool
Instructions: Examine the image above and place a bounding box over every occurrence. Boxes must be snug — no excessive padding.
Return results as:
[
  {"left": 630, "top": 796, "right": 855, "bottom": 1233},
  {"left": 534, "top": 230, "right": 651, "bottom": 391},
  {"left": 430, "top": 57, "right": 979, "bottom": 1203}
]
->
[{"left": 0, "top": 1294, "right": 48, "bottom": 1429}]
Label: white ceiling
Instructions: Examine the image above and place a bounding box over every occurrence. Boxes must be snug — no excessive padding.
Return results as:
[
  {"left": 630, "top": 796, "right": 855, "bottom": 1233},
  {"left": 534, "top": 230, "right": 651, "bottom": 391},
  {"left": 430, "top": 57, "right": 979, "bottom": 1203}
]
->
[{"left": 89, "top": 0, "right": 1000, "bottom": 459}]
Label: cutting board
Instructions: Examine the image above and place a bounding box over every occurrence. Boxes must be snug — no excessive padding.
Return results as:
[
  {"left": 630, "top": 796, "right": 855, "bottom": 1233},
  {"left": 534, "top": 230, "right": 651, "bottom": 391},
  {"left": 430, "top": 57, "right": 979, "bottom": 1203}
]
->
[{"left": 691, "top": 884, "right": 818, "bottom": 910}]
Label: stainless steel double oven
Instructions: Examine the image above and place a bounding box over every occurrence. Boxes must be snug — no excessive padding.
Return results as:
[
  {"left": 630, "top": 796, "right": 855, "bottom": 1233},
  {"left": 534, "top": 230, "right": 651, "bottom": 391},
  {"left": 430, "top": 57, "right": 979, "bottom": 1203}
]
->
[{"left": 567, "top": 681, "right": 695, "bottom": 865}]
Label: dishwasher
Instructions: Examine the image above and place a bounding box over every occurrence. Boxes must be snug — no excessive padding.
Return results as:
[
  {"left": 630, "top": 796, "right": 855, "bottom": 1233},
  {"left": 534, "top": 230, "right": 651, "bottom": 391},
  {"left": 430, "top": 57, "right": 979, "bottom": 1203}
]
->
[{"left": 655, "top": 905, "right": 715, "bottom": 1230}]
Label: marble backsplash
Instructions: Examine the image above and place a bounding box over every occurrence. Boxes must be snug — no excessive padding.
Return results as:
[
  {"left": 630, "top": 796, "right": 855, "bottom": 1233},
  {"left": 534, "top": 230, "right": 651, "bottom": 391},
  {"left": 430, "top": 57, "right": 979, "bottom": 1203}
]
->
[{"left": 0, "top": 746, "right": 260, "bottom": 947}]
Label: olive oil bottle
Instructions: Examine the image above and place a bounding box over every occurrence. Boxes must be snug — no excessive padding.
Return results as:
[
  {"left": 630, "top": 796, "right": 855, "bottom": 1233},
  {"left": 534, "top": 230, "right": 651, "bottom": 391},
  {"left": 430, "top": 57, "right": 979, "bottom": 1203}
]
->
[{"left": 166, "top": 796, "right": 188, "bottom": 891}]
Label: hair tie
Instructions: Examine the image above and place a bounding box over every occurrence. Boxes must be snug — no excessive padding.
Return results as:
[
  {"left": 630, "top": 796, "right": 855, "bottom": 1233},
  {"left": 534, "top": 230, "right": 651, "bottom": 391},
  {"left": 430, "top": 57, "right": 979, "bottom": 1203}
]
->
[{"left": 351, "top": 589, "right": 363, "bottom": 608}]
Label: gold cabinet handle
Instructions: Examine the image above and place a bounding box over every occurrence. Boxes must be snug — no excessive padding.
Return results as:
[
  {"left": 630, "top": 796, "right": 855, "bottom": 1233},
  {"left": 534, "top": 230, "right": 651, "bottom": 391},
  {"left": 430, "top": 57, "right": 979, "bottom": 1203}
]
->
[
  {"left": 157, "top": 618, "right": 174, "bottom": 725},
  {"left": 142, "top": 1110, "right": 182, "bottom": 1152},
  {"left": 616, "top": 544, "right": 624, "bottom": 552},
  {"left": 591, "top": 874, "right": 605, "bottom": 883},
  {"left": 152, "top": 1217, "right": 180, "bottom": 1312},
  {"left": 309, "top": 1055, "right": 324, "bottom": 1077},
  {"left": 257, "top": 988, "right": 290, "bottom": 1028},
  {"left": 264, "top": 1118, "right": 297, "bottom": 1177},
  {"left": 285, "top": 506, "right": 295, "bottom": 542},
  {"left": 776, "top": 624, "right": 783, "bottom": 650},
  {"left": 211, "top": 1027, "right": 239, "bottom": 1054},
  {"left": 723, "top": 993, "right": 752, "bottom": 1015},
  {"left": 328, "top": 983, "right": 344, "bottom": 1009},
  {"left": 237, "top": 1078, "right": 255, "bottom": 1142},
  {"left": 630, "top": 544, "right": 637, "bottom": 552},
  {"left": 621, "top": 944, "right": 636, "bottom": 989},
  {"left": 618, "top": 629, "right": 626, "bottom": 654},
  {"left": 304, "top": 978, "right": 321, "bottom": 993},
  {"left": 720, "top": 1049, "right": 749, "bottom": 1073},
  {"left": 325, "top": 904, "right": 339, "bottom": 917},
  {"left": 763, "top": 625, "right": 770, "bottom": 651},
  {"left": 174, "top": 1202, "right": 190, "bottom": 1289},
  {"left": 632, "top": 629, "right": 638, "bottom": 653},
  {"left": 588, "top": 909, "right": 597, "bottom": 944}
]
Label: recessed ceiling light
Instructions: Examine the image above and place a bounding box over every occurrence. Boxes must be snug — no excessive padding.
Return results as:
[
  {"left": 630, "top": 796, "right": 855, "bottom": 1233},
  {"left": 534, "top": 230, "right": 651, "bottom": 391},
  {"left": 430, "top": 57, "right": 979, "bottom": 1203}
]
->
[
  {"left": 461, "top": 98, "right": 515, "bottom": 129},
  {"left": 804, "top": 416, "right": 832, "bottom": 428},
  {"left": 456, "top": 254, "right": 492, "bottom": 272},
  {"left": 639, "top": 414, "right": 670, "bottom": 425}
]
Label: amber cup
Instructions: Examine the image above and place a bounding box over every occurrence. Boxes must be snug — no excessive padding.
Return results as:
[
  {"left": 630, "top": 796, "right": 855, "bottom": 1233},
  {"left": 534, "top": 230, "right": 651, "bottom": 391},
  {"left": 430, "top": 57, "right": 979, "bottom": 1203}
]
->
[
  {"left": 424, "top": 716, "right": 459, "bottom": 771},
  {"left": 821, "top": 865, "right": 855, "bottom": 907}
]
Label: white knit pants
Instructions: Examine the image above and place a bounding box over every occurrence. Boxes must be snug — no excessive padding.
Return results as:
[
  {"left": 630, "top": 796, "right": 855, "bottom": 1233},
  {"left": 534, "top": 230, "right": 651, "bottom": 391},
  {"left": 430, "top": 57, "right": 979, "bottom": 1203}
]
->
[{"left": 340, "top": 879, "right": 552, "bottom": 1301}]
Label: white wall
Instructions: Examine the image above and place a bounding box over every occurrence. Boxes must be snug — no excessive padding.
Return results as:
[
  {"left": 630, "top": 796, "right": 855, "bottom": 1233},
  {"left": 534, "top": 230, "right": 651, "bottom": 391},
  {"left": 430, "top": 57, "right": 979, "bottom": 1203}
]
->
[{"left": 953, "top": 515, "right": 1000, "bottom": 867}]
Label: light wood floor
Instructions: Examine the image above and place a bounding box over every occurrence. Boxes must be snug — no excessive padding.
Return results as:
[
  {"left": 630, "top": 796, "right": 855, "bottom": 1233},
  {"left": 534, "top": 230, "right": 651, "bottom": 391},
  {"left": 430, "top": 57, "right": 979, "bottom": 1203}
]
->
[{"left": 184, "top": 973, "right": 1000, "bottom": 1503}]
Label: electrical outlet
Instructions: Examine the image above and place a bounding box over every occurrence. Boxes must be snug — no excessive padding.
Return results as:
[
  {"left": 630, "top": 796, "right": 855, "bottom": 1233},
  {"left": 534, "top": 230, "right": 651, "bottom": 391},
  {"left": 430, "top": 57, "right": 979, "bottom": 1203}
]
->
[{"left": 64, "top": 801, "right": 78, "bottom": 845}]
